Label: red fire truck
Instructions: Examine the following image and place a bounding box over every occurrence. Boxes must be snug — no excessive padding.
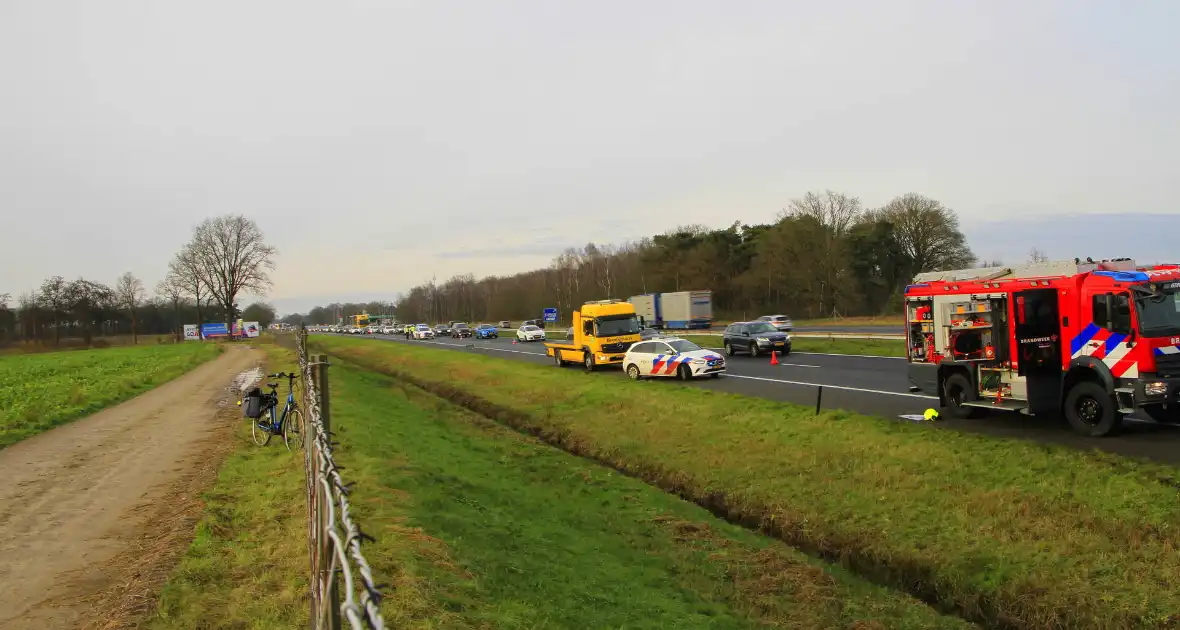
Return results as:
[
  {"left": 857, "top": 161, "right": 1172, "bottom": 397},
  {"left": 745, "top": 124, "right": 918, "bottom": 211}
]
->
[{"left": 904, "top": 259, "right": 1180, "bottom": 436}]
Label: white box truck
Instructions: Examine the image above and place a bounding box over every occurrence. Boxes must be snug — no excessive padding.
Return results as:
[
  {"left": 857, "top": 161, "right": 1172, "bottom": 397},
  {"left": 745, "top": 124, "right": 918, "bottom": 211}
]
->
[{"left": 628, "top": 290, "right": 712, "bottom": 329}]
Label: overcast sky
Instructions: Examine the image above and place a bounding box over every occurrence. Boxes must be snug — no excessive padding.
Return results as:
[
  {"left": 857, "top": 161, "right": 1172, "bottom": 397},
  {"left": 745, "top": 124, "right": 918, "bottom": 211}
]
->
[{"left": 1, "top": 1, "right": 1177, "bottom": 314}]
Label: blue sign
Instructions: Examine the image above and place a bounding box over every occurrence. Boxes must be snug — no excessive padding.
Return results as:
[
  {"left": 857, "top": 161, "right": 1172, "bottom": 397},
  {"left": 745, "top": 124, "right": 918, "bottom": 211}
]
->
[
  {"left": 543, "top": 308, "right": 558, "bottom": 323},
  {"left": 202, "top": 322, "right": 229, "bottom": 338}
]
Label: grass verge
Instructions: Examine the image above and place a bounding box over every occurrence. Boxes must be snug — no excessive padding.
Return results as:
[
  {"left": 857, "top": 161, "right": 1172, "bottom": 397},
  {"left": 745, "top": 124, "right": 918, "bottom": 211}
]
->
[
  {"left": 149, "top": 342, "right": 309, "bottom": 629},
  {"left": 152, "top": 337, "right": 967, "bottom": 628},
  {"left": 315, "top": 335, "right": 1180, "bottom": 630},
  {"left": 308, "top": 359, "right": 970, "bottom": 627},
  {"left": 0, "top": 342, "right": 222, "bottom": 448},
  {"left": 679, "top": 335, "right": 905, "bottom": 357}
]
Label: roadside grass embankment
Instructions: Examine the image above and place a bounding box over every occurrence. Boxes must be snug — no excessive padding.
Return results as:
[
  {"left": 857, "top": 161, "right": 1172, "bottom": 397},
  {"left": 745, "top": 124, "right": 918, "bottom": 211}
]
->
[
  {"left": 0, "top": 342, "right": 222, "bottom": 448},
  {"left": 150, "top": 341, "right": 309, "bottom": 628},
  {"left": 314, "top": 335, "right": 1180, "bottom": 630}
]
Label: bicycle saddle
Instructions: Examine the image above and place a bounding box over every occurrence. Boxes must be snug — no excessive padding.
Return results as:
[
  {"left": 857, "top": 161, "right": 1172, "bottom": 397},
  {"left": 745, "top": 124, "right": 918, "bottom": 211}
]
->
[{"left": 266, "top": 382, "right": 278, "bottom": 389}]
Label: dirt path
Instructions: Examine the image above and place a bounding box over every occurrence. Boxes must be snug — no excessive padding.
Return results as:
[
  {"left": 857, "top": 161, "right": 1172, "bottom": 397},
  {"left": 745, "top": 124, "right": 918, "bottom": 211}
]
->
[{"left": 0, "top": 345, "right": 262, "bottom": 630}]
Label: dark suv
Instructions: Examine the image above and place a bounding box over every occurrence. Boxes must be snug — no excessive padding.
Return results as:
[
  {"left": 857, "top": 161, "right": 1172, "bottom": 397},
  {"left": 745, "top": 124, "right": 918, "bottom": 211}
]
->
[
  {"left": 722, "top": 321, "right": 791, "bottom": 357},
  {"left": 451, "top": 322, "right": 472, "bottom": 338}
]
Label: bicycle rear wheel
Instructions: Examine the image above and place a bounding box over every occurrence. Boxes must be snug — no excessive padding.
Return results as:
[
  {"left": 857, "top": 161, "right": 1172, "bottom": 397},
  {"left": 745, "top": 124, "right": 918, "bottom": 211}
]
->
[{"left": 283, "top": 408, "right": 305, "bottom": 452}]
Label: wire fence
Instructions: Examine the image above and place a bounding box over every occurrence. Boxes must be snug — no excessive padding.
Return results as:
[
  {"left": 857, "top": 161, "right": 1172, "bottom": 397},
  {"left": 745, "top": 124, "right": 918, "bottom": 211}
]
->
[{"left": 296, "top": 325, "right": 386, "bottom": 629}]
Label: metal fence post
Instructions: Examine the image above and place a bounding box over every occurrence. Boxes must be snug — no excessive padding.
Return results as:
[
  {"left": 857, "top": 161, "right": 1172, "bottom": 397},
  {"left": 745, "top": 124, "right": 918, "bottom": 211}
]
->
[{"left": 312, "top": 353, "right": 341, "bottom": 630}]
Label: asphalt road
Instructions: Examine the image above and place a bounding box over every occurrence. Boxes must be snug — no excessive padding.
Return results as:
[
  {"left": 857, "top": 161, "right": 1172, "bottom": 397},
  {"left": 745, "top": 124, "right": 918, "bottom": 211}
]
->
[{"left": 323, "top": 332, "right": 1180, "bottom": 465}]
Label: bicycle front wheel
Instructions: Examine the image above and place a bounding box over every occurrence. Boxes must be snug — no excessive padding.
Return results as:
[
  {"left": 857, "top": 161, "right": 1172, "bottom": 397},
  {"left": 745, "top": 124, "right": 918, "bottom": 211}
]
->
[
  {"left": 251, "top": 415, "right": 272, "bottom": 446},
  {"left": 283, "top": 408, "right": 305, "bottom": 452}
]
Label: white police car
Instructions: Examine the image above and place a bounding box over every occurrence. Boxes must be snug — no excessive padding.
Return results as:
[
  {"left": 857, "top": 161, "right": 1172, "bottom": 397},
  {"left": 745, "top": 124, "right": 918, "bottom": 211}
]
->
[{"left": 623, "top": 337, "right": 725, "bottom": 381}]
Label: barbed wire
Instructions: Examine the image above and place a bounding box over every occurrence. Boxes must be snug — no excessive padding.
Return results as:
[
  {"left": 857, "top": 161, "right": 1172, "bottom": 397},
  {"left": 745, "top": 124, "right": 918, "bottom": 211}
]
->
[{"left": 297, "top": 327, "right": 386, "bottom": 629}]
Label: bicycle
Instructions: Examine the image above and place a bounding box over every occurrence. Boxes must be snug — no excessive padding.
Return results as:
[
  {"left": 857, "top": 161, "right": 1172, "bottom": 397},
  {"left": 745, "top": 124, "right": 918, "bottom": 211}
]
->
[{"left": 251, "top": 372, "right": 306, "bottom": 451}]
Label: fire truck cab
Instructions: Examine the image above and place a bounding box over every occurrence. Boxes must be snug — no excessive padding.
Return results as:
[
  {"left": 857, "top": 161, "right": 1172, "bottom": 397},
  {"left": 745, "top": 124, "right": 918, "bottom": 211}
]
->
[{"left": 905, "top": 259, "right": 1180, "bottom": 436}]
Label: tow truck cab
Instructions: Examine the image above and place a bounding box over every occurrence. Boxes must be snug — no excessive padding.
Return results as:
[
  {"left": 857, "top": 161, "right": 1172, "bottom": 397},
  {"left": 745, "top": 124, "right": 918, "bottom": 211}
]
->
[
  {"left": 905, "top": 259, "right": 1180, "bottom": 436},
  {"left": 545, "top": 300, "right": 643, "bottom": 371}
]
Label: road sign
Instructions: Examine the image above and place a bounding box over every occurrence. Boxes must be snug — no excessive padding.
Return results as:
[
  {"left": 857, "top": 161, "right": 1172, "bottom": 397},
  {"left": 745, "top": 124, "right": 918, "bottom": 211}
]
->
[{"left": 543, "top": 308, "right": 558, "bottom": 323}]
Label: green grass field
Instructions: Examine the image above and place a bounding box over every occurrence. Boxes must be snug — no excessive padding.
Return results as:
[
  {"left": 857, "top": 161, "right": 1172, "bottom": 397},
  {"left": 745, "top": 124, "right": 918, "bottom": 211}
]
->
[
  {"left": 153, "top": 341, "right": 967, "bottom": 628},
  {"left": 314, "top": 336, "right": 1180, "bottom": 630},
  {"left": 0, "top": 342, "right": 222, "bottom": 448}
]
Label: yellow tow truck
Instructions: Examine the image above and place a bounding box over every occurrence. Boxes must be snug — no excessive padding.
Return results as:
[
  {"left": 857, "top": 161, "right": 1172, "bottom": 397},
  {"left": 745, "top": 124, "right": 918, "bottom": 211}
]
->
[{"left": 545, "top": 300, "right": 643, "bottom": 371}]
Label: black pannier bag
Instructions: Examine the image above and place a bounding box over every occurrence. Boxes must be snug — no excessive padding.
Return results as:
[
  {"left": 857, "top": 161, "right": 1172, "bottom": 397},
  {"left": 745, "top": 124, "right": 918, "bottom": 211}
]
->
[{"left": 242, "top": 387, "right": 264, "bottom": 418}]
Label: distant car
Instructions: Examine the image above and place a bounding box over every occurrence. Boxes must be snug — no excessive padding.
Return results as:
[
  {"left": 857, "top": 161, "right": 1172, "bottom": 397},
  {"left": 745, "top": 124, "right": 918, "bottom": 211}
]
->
[
  {"left": 498, "top": 320, "right": 511, "bottom": 328},
  {"left": 434, "top": 324, "right": 451, "bottom": 336},
  {"left": 623, "top": 337, "right": 725, "bottom": 380},
  {"left": 366, "top": 326, "right": 378, "bottom": 334},
  {"left": 451, "top": 322, "right": 472, "bottom": 338},
  {"left": 414, "top": 324, "right": 435, "bottom": 340},
  {"left": 381, "top": 325, "right": 397, "bottom": 334},
  {"left": 517, "top": 325, "right": 545, "bottom": 342},
  {"left": 475, "top": 324, "right": 498, "bottom": 339},
  {"left": 521, "top": 319, "right": 543, "bottom": 329},
  {"left": 639, "top": 327, "right": 661, "bottom": 341},
  {"left": 723, "top": 321, "right": 791, "bottom": 357},
  {"left": 756, "top": 314, "right": 793, "bottom": 332}
]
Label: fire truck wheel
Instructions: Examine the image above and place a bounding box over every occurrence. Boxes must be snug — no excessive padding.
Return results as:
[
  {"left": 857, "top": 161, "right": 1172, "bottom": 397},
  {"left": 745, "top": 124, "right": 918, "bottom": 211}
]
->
[
  {"left": 941, "top": 373, "right": 981, "bottom": 419},
  {"left": 1064, "top": 381, "right": 1123, "bottom": 437},
  {"left": 583, "top": 351, "right": 595, "bottom": 372}
]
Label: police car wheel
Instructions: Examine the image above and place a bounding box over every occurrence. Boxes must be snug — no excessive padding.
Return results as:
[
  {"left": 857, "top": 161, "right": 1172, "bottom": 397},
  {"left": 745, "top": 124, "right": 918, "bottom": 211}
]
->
[
  {"left": 626, "top": 364, "right": 640, "bottom": 380},
  {"left": 1065, "top": 381, "right": 1123, "bottom": 437},
  {"left": 677, "top": 364, "right": 691, "bottom": 381},
  {"left": 709, "top": 372, "right": 720, "bottom": 379}
]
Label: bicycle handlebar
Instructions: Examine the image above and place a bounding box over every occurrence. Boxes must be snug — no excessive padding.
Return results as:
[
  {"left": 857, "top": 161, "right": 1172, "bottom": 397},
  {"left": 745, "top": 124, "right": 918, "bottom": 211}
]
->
[{"left": 266, "top": 372, "right": 299, "bottom": 379}]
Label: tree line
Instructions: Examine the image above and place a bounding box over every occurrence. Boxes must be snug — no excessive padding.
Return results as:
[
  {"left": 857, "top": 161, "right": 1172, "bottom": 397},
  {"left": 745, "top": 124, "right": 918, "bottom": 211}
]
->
[
  {"left": 288, "top": 191, "right": 977, "bottom": 326},
  {"left": 0, "top": 215, "right": 277, "bottom": 347}
]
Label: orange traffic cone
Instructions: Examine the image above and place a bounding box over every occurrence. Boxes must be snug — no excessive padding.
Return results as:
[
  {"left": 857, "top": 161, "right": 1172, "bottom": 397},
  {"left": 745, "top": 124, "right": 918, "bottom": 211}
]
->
[{"left": 769, "top": 351, "right": 779, "bottom": 366}]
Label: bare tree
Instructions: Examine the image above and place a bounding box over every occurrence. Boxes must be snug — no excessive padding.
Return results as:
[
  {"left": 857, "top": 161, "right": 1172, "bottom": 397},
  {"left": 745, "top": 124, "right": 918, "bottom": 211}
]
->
[
  {"left": 170, "top": 244, "right": 207, "bottom": 337},
  {"left": 880, "top": 193, "right": 976, "bottom": 274},
  {"left": 1027, "top": 247, "right": 1049, "bottom": 263},
  {"left": 784, "top": 191, "right": 861, "bottom": 315},
  {"left": 66, "top": 279, "right": 114, "bottom": 344},
  {"left": 156, "top": 273, "right": 186, "bottom": 338},
  {"left": 189, "top": 215, "right": 276, "bottom": 323},
  {"left": 38, "top": 276, "right": 69, "bottom": 345},
  {"left": 115, "top": 272, "right": 145, "bottom": 343}
]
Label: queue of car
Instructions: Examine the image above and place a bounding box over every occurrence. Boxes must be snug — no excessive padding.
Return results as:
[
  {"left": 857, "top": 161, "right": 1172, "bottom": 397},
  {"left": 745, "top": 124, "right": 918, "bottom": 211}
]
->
[{"left": 319, "top": 314, "right": 793, "bottom": 383}]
